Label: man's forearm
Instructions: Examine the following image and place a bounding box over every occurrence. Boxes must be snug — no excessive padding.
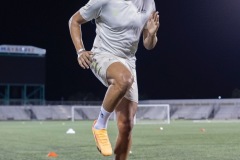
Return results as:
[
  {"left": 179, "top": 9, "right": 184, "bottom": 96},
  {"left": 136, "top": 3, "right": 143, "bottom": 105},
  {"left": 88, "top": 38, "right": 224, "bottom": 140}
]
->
[
  {"left": 144, "top": 33, "right": 158, "bottom": 50},
  {"left": 69, "top": 17, "right": 85, "bottom": 52}
]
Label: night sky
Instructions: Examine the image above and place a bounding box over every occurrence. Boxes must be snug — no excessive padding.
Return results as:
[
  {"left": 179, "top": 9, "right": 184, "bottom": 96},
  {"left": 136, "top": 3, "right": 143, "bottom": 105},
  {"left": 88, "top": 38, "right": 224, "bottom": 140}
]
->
[{"left": 1, "top": 0, "right": 240, "bottom": 101}]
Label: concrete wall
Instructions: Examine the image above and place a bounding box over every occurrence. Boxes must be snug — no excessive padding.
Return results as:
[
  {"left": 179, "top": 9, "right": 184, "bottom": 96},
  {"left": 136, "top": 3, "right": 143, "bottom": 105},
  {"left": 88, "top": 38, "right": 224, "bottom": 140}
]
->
[{"left": 0, "top": 99, "right": 240, "bottom": 120}]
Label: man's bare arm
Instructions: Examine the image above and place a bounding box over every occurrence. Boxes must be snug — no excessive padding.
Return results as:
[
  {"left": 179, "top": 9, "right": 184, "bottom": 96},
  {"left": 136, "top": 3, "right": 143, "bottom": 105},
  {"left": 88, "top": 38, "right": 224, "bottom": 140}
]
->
[
  {"left": 143, "top": 11, "right": 160, "bottom": 50},
  {"left": 69, "top": 12, "right": 92, "bottom": 69},
  {"left": 69, "top": 11, "right": 87, "bottom": 52}
]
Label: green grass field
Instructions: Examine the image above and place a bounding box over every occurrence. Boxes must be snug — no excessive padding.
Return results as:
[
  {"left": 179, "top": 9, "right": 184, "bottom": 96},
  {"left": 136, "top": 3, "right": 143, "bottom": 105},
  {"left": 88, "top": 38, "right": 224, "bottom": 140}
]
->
[{"left": 0, "top": 120, "right": 240, "bottom": 160}]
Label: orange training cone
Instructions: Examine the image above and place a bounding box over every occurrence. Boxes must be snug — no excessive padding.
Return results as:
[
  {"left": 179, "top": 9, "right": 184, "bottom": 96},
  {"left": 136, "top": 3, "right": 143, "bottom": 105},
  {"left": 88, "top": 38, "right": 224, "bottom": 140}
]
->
[
  {"left": 200, "top": 128, "right": 206, "bottom": 133},
  {"left": 47, "top": 152, "right": 58, "bottom": 158}
]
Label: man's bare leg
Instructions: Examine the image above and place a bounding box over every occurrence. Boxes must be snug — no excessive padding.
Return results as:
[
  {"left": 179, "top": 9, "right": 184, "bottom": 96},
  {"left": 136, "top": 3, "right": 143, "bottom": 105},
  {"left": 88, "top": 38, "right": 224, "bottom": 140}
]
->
[
  {"left": 114, "top": 98, "right": 138, "bottom": 160},
  {"left": 94, "top": 62, "right": 134, "bottom": 128},
  {"left": 103, "top": 62, "right": 134, "bottom": 112},
  {"left": 92, "top": 62, "right": 134, "bottom": 156}
]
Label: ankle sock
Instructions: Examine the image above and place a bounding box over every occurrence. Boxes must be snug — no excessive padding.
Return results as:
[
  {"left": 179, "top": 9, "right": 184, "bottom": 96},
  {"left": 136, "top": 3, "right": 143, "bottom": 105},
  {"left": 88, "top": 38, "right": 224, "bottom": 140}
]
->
[{"left": 94, "top": 106, "right": 112, "bottom": 129}]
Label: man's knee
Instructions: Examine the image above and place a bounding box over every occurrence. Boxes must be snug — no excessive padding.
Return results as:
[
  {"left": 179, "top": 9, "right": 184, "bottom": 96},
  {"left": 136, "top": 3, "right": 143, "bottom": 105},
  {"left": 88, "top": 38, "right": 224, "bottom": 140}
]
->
[
  {"left": 118, "top": 118, "right": 134, "bottom": 135},
  {"left": 116, "top": 72, "right": 134, "bottom": 93}
]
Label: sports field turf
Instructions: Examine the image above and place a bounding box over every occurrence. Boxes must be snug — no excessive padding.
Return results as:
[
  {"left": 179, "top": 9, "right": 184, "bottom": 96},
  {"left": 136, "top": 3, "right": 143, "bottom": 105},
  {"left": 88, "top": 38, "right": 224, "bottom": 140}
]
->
[{"left": 0, "top": 120, "right": 240, "bottom": 160}]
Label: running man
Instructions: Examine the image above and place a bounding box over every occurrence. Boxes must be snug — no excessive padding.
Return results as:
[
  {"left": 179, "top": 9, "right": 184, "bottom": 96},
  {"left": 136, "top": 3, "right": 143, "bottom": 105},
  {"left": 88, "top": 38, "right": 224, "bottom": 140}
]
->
[{"left": 69, "top": 0, "right": 159, "bottom": 159}]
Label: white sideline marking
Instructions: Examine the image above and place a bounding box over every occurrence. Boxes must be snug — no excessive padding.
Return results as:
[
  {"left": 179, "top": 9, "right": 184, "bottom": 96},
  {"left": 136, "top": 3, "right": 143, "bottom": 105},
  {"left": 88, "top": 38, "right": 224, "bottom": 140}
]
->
[{"left": 193, "top": 120, "right": 240, "bottom": 123}]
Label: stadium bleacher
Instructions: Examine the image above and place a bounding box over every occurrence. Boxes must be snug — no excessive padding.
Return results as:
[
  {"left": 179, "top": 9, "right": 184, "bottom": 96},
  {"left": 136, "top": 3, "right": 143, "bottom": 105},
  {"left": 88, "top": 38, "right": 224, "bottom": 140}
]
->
[{"left": 0, "top": 99, "right": 240, "bottom": 121}]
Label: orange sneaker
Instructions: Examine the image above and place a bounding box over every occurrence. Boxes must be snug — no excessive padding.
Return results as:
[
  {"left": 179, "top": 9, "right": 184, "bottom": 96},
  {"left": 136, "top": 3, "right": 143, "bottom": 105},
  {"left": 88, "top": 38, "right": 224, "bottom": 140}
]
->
[{"left": 92, "top": 120, "right": 113, "bottom": 156}]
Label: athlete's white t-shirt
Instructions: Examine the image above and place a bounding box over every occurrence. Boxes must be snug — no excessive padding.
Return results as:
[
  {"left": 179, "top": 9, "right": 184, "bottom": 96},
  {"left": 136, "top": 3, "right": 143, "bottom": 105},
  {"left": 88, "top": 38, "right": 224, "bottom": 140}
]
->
[{"left": 80, "top": 0, "right": 156, "bottom": 66}]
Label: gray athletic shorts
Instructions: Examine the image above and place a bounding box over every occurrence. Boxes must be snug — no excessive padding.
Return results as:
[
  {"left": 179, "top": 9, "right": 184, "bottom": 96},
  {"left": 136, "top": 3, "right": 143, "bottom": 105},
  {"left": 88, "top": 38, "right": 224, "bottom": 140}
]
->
[{"left": 90, "top": 53, "right": 138, "bottom": 103}]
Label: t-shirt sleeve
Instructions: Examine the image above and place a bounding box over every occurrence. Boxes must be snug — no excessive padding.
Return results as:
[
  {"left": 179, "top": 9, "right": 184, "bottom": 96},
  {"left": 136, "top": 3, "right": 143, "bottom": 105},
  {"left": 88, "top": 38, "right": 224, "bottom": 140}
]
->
[
  {"left": 144, "top": 1, "right": 156, "bottom": 29},
  {"left": 152, "top": 1, "right": 156, "bottom": 12},
  {"left": 79, "top": 0, "right": 104, "bottom": 21}
]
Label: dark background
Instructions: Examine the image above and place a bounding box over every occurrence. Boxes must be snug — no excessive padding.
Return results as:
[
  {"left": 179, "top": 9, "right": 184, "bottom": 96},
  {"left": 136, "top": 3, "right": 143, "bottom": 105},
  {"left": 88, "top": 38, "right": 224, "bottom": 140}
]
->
[
  {"left": 0, "top": 56, "right": 45, "bottom": 84},
  {"left": 1, "top": 0, "right": 240, "bottom": 101}
]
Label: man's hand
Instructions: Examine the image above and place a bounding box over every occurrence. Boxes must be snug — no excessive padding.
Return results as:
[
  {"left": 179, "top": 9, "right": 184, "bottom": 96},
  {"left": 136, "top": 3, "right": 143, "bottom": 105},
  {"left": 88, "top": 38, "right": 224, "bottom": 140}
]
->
[
  {"left": 147, "top": 11, "right": 160, "bottom": 36},
  {"left": 143, "top": 11, "right": 159, "bottom": 50},
  {"left": 77, "top": 51, "right": 93, "bottom": 69}
]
